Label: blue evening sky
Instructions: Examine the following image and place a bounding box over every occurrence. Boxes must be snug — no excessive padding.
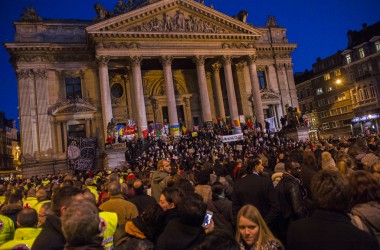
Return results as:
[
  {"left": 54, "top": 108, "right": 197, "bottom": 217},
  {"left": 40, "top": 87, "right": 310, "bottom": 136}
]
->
[{"left": 1, "top": 0, "right": 379, "bottom": 124}]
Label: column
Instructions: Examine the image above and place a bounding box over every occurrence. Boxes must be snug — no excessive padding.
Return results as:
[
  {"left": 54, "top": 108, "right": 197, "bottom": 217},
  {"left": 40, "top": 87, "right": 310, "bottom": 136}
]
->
[
  {"left": 193, "top": 56, "right": 212, "bottom": 123},
  {"left": 183, "top": 96, "right": 192, "bottom": 129},
  {"left": 85, "top": 119, "right": 91, "bottom": 138},
  {"left": 211, "top": 62, "right": 225, "bottom": 119},
  {"left": 246, "top": 55, "right": 265, "bottom": 127},
  {"left": 129, "top": 56, "right": 148, "bottom": 137},
  {"left": 56, "top": 121, "right": 63, "bottom": 154},
  {"left": 124, "top": 74, "right": 133, "bottom": 119},
  {"left": 16, "top": 69, "right": 33, "bottom": 156},
  {"left": 50, "top": 117, "right": 57, "bottom": 155},
  {"left": 97, "top": 56, "right": 113, "bottom": 141},
  {"left": 34, "top": 69, "right": 52, "bottom": 154},
  {"left": 235, "top": 63, "right": 252, "bottom": 116},
  {"left": 221, "top": 55, "right": 239, "bottom": 124},
  {"left": 62, "top": 121, "right": 67, "bottom": 153},
  {"left": 285, "top": 63, "right": 299, "bottom": 108},
  {"left": 160, "top": 56, "right": 179, "bottom": 134}
]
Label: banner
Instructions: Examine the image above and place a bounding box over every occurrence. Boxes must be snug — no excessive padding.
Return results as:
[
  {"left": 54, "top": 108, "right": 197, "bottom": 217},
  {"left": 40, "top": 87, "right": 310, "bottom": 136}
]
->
[
  {"left": 265, "top": 117, "right": 277, "bottom": 132},
  {"left": 219, "top": 133, "right": 244, "bottom": 143},
  {"left": 67, "top": 137, "right": 97, "bottom": 170}
]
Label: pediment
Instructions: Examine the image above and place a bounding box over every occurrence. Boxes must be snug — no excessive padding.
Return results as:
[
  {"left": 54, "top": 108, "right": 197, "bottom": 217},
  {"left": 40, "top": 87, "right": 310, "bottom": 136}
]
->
[
  {"left": 261, "top": 89, "right": 280, "bottom": 100},
  {"left": 49, "top": 98, "right": 97, "bottom": 115},
  {"left": 87, "top": 0, "right": 262, "bottom": 39}
]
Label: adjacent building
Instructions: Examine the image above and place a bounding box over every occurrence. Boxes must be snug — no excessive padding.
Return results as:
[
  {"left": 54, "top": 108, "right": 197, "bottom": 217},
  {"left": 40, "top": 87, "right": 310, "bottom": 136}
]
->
[
  {"left": 0, "top": 113, "right": 19, "bottom": 171},
  {"left": 296, "top": 21, "right": 380, "bottom": 139},
  {"left": 5, "top": 0, "right": 299, "bottom": 174},
  {"left": 342, "top": 22, "right": 380, "bottom": 134}
]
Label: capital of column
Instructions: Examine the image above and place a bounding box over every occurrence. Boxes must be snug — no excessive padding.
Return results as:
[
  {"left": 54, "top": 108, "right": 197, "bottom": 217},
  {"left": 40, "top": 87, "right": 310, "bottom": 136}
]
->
[
  {"left": 15, "top": 69, "right": 32, "bottom": 80},
  {"left": 96, "top": 56, "right": 109, "bottom": 66},
  {"left": 276, "top": 63, "right": 284, "bottom": 70},
  {"left": 211, "top": 62, "right": 221, "bottom": 73},
  {"left": 129, "top": 56, "right": 142, "bottom": 67},
  {"left": 221, "top": 55, "right": 232, "bottom": 65},
  {"left": 192, "top": 55, "right": 205, "bottom": 66},
  {"left": 245, "top": 55, "right": 257, "bottom": 65},
  {"left": 206, "top": 72, "right": 212, "bottom": 80},
  {"left": 159, "top": 56, "right": 173, "bottom": 66},
  {"left": 33, "top": 69, "right": 48, "bottom": 80},
  {"left": 235, "top": 63, "right": 245, "bottom": 72},
  {"left": 285, "top": 63, "right": 293, "bottom": 70}
]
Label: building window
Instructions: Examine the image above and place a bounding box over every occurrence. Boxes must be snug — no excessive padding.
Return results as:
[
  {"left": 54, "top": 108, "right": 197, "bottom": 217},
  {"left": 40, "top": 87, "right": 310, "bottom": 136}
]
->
[
  {"left": 369, "top": 84, "right": 376, "bottom": 98},
  {"left": 65, "top": 77, "right": 82, "bottom": 100},
  {"left": 363, "top": 86, "right": 369, "bottom": 99},
  {"left": 334, "top": 69, "right": 341, "bottom": 76},
  {"left": 337, "top": 93, "right": 346, "bottom": 101},
  {"left": 330, "top": 109, "right": 337, "bottom": 116},
  {"left": 346, "top": 54, "right": 351, "bottom": 64},
  {"left": 327, "top": 86, "right": 333, "bottom": 92},
  {"left": 306, "top": 89, "right": 311, "bottom": 96},
  {"left": 359, "top": 88, "right": 364, "bottom": 101},
  {"left": 316, "top": 88, "right": 323, "bottom": 95},
  {"left": 352, "top": 90, "right": 358, "bottom": 103},
  {"left": 324, "top": 73, "right": 330, "bottom": 80},
  {"left": 299, "top": 90, "right": 303, "bottom": 99},
  {"left": 257, "top": 71, "right": 267, "bottom": 89},
  {"left": 376, "top": 41, "right": 380, "bottom": 52},
  {"left": 359, "top": 48, "right": 365, "bottom": 58}
]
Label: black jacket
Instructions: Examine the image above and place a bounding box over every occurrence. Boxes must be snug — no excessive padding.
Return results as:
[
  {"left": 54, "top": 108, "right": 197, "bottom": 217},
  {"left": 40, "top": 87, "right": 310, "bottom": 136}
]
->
[
  {"left": 232, "top": 173, "right": 280, "bottom": 225},
  {"left": 32, "top": 214, "right": 65, "bottom": 250},
  {"left": 287, "top": 209, "right": 378, "bottom": 250},
  {"left": 156, "top": 218, "right": 205, "bottom": 250},
  {"left": 276, "top": 173, "right": 308, "bottom": 220},
  {"left": 130, "top": 193, "right": 157, "bottom": 214}
]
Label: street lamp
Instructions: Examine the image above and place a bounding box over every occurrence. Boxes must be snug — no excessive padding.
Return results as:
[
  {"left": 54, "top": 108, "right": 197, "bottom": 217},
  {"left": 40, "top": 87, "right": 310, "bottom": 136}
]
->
[{"left": 336, "top": 79, "right": 342, "bottom": 84}]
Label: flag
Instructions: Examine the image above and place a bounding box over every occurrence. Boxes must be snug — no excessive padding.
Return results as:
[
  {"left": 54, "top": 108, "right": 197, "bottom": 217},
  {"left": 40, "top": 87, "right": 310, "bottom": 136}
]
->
[
  {"left": 233, "top": 119, "right": 240, "bottom": 127},
  {"left": 192, "top": 131, "right": 198, "bottom": 137},
  {"left": 182, "top": 126, "right": 187, "bottom": 134},
  {"left": 142, "top": 129, "right": 149, "bottom": 138}
]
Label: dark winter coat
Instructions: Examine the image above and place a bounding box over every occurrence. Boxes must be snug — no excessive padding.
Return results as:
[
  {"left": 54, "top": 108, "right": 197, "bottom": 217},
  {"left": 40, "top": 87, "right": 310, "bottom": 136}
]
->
[
  {"left": 287, "top": 209, "right": 378, "bottom": 250},
  {"left": 32, "top": 214, "right": 65, "bottom": 250}
]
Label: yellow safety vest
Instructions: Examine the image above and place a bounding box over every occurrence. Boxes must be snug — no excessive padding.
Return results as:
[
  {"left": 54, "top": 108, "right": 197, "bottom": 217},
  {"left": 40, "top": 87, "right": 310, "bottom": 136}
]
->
[
  {"left": 87, "top": 186, "right": 99, "bottom": 203},
  {"left": 41, "top": 180, "right": 50, "bottom": 186},
  {"left": 0, "top": 196, "right": 6, "bottom": 207},
  {"left": 99, "top": 211, "right": 118, "bottom": 248},
  {"left": 33, "top": 200, "right": 51, "bottom": 214},
  {"left": 0, "top": 227, "right": 41, "bottom": 250},
  {"left": 23, "top": 197, "right": 38, "bottom": 209},
  {"left": 0, "top": 215, "right": 15, "bottom": 245}
]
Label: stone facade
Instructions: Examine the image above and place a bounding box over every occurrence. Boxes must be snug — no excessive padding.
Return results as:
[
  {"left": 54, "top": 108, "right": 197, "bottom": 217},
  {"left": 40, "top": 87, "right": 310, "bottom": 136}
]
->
[{"left": 5, "top": 0, "right": 298, "bottom": 172}]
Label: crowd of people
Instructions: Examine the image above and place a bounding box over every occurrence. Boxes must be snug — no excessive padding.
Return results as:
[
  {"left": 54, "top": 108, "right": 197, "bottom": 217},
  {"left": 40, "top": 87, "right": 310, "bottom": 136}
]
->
[{"left": 0, "top": 128, "right": 379, "bottom": 249}]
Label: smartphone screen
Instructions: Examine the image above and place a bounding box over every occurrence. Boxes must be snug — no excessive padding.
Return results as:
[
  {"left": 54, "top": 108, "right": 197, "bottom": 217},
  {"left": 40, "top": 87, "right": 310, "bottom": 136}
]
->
[{"left": 202, "top": 210, "right": 213, "bottom": 228}]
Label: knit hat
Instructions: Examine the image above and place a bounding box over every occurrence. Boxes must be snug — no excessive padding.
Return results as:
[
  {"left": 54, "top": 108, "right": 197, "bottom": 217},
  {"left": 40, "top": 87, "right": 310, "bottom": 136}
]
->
[{"left": 321, "top": 152, "right": 337, "bottom": 171}]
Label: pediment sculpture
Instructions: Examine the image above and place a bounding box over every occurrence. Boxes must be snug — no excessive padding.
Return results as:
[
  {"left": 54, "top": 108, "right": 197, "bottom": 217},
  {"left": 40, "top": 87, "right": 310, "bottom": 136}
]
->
[{"left": 126, "top": 10, "right": 230, "bottom": 33}]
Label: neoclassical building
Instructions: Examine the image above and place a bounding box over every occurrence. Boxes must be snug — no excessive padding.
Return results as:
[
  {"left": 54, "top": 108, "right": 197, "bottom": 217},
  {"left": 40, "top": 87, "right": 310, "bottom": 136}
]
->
[{"left": 5, "top": 0, "right": 298, "bottom": 174}]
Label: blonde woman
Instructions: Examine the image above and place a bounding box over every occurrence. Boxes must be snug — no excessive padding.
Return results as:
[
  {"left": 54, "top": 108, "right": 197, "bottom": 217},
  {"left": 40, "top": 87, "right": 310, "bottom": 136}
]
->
[{"left": 236, "top": 205, "right": 283, "bottom": 250}]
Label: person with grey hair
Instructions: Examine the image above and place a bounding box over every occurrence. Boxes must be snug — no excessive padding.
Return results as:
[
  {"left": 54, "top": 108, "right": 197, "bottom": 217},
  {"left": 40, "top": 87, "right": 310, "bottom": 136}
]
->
[
  {"left": 61, "top": 199, "right": 103, "bottom": 249},
  {"left": 287, "top": 170, "right": 378, "bottom": 250},
  {"left": 99, "top": 181, "right": 138, "bottom": 225}
]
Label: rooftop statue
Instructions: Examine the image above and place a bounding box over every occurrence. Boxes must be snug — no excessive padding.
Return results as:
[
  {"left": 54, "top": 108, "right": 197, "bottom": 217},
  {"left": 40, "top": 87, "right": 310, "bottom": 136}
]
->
[{"left": 20, "top": 6, "right": 42, "bottom": 22}]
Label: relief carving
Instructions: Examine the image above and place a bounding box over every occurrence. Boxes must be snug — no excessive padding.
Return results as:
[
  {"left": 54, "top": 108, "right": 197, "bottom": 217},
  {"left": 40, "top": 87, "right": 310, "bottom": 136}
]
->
[
  {"left": 222, "top": 43, "right": 254, "bottom": 49},
  {"left": 127, "top": 11, "right": 230, "bottom": 34}
]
